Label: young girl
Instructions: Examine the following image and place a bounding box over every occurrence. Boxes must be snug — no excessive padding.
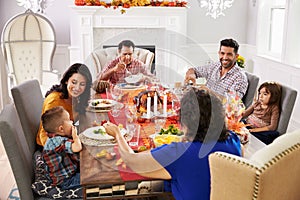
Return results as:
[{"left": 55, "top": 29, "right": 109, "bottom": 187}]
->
[{"left": 242, "top": 81, "right": 281, "bottom": 133}]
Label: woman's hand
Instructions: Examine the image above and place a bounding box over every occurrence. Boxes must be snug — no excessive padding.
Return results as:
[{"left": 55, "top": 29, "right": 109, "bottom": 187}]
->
[{"left": 103, "top": 122, "right": 120, "bottom": 138}]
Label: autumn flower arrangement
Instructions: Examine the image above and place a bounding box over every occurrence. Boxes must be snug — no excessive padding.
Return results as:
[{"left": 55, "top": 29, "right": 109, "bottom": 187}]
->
[
  {"left": 223, "top": 91, "right": 249, "bottom": 144},
  {"left": 75, "top": 0, "right": 188, "bottom": 14},
  {"left": 236, "top": 55, "right": 245, "bottom": 68}
]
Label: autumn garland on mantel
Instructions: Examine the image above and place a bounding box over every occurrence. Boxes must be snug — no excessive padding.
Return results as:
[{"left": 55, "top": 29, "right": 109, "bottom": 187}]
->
[{"left": 75, "top": 0, "right": 188, "bottom": 13}]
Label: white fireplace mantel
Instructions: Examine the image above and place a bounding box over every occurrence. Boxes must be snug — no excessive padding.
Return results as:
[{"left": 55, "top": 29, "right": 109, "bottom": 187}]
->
[{"left": 69, "top": 6, "right": 187, "bottom": 83}]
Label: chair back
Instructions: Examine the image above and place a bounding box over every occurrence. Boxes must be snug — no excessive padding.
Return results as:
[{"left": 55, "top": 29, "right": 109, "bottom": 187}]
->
[
  {"left": 1, "top": 9, "right": 56, "bottom": 87},
  {"left": 90, "top": 47, "right": 154, "bottom": 79},
  {"left": 277, "top": 84, "right": 297, "bottom": 135},
  {"left": 242, "top": 71, "right": 260, "bottom": 108},
  {"left": 0, "top": 104, "right": 35, "bottom": 199},
  {"left": 11, "top": 79, "right": 43, "bottom": 154}
]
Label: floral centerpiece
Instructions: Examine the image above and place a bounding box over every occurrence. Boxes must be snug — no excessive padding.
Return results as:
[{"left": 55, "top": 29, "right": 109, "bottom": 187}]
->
[
  {"left": 236, "top": 55, "right": 245, "bottom": 68},
  {"left": 75, "top": 0, "right": 188, "bottom": 14},
  {"left": 223, "top": 91, "right": 249, "bottom": 144}
]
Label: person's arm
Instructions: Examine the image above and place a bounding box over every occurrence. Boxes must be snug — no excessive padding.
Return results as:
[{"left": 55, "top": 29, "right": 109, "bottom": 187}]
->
[
  {"left": 184, "top": 68, "right": 197, "bottom": 84},
  {"left": 71, "top": 126, "right": 82, "bottom": 152},
  {"left": 104, "top": 122, "right": 171, "bottom": 179},
  {"left": 98, "top": 58, "right": 126, "bottom": 81},
  {"left": 242, "top": 104, "right": 255, "bottom": 118}
]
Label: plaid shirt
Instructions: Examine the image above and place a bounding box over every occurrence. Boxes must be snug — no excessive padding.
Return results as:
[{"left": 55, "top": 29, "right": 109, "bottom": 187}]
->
[
  {"left": 193, "top": 62, "right": 248, "bottom": 98},
  {"left": 100, "top": 56, "right": 152, "bottom": 84},
  {"left": 42, "top": 133, "right": 79, "bottom": 186}
]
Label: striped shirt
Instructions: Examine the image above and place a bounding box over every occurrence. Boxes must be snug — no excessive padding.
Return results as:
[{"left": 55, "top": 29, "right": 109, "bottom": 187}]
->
[
  {"left": 42, "top": 133, "right": 79, "bottom": 186},
  {"left": 100, "top": 57, "right": 153, "bottom": 84},
  {"left": 193, "top": 62, "right": 248, "bottom": 98}
]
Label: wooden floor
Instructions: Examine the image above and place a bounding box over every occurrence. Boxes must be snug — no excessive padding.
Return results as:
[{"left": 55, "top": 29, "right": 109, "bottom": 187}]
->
[{"left": 0, "top": 154, "right": 16, "bottom": 200}]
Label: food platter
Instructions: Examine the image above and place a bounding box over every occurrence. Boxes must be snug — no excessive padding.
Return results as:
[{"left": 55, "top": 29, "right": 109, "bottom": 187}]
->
[{"left": 89, "top": 99, "right": 116, "bottom": 109}]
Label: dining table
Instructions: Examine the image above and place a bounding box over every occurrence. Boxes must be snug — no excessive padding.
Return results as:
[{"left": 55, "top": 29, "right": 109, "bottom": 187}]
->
[
  {"left": 78, "top": 84, "right": 267, "bottom": 199},
  {"left": 78, "top": 88, "right": 176, "bottom": 200}
]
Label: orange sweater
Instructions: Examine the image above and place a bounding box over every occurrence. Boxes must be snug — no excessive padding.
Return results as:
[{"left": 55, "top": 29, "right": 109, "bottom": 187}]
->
[{"left": 36, "top": 92, "right": 78, "bottom": 146}]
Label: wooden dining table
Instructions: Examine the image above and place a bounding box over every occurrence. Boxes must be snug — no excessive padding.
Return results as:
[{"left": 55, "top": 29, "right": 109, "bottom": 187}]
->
[
  {"left": 78, "top": 91, "right": 175, "bottom": 200},
  {"left": 78, "top": 88, "right": 267, "bottom": 199}
]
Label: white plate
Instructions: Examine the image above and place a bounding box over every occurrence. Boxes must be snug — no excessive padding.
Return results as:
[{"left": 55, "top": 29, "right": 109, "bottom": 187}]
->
[
  {"left": 82, "top": 126, "right": 114, "bottom": 140},
  {"left": 124, "top": 73, "right": 143, "bottom": 84},
  {"left": 117, "top": 84, "right": 145, "bottom": 90},
  {"left": 89, "top": 99, "right": 116, "bottom": 109}
]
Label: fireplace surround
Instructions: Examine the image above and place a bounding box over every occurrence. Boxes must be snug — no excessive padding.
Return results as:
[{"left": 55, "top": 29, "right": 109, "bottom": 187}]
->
[{"left": 69, "top": 6, "right": 188, "bottom": 83}]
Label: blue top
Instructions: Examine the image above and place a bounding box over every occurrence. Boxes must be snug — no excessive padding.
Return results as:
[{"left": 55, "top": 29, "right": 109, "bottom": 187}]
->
[{"left": 151, "top": 132, "right": 241, "bottom": 200}]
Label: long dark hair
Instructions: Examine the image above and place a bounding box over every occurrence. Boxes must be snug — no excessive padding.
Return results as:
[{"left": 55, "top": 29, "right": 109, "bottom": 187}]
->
[
  {"left": 45, "top": 63, "right": 92, "bottom": 113},
  {"left": 257, "top": 81, "right": 282, "bottom": 112},
  {"left": 180, "top": 87, "right": 229, "bottom": 142}
]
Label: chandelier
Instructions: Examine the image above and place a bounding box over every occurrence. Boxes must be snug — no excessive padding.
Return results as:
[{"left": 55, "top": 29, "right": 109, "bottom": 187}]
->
[
  {"left": 199, "top": 0, "right": 235, "bottom": 19},
  {"left": 16, "top": 0, "right": 54, "bottom": 13}
]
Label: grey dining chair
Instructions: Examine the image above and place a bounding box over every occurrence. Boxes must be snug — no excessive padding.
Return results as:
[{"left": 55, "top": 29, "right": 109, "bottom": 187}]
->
[
  {"left": 242, "top": 71, "right": 260, "bottom": 108},
  {"left": 11, "top": 79, "right": 43, "bottom": 154},
  {"left": 0, "top": 103, "right": 52, "bottom": 200},
  {"left": 277, "top": 84, "right": 297, "bottom": 135}
]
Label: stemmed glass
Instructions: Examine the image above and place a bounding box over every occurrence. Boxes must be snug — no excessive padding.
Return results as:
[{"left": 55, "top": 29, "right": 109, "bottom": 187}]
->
[
  {"left": 110, "top": 85, "right": 123, "bottom": 102},
  {"left": 125, "top": 104, "right": 137, "bottom": 123}
]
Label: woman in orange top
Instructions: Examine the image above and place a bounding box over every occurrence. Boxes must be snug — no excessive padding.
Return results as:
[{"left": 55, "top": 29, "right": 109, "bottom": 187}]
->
[{"left": 37, "top": 63, "right": 92, "bottom": 146}]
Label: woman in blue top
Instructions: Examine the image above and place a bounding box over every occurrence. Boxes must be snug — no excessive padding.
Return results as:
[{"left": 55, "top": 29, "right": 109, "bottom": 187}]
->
[{"left": 104, "top": 87, "right": 242, "bottom": 200}]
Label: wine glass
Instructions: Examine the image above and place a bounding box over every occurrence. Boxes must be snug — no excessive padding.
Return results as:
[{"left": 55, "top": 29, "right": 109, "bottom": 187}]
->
[
  {"left": 125, "top": 104, "right": 137, "bottom": 123},
  {"left": 110, "top": 85, "right": 123, "bottom": 101}
]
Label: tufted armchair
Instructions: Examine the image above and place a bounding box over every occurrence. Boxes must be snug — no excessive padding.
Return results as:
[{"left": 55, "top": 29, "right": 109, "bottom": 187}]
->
[
  {"left": 88, "top": 47, "right": 154, "bottom": 80},
  {"left": 1, "top": 9, "right": 60, "bottom": 94},
  {"left": 209, "top": 129, "right": 300, "bottom": 200}
]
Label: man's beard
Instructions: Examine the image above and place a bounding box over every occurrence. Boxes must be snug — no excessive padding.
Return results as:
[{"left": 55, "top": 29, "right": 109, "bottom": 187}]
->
[{"left": 220, "top": 59, "right": 235, "bottom": 69}]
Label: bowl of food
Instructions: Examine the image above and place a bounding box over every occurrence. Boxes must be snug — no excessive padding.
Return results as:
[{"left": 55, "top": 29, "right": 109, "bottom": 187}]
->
[
  {"left": 153, "top": 134, "right": 182, "bottom": 147},
  {"left": 124, "top": 73, "right": 143, "bottom": 84}
]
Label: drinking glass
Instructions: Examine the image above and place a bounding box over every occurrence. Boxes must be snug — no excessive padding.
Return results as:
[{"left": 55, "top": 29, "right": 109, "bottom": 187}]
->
[
  {"left": 154, "top": 117, "right": 166, "bottom": 133},
  {"left": 125, "top": 104, "right": 137, "bottom": 123},
  {"left": 110, "top": 85, "right": 123, "bottom": 101},
  {"left": 127, "top": 123, "right": 140, "bottom": 147}
]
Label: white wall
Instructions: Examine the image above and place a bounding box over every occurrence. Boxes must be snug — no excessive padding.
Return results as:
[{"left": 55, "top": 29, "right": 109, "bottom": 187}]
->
[{"left": 1, "top": 0, "right": 299, "bottom": 131}]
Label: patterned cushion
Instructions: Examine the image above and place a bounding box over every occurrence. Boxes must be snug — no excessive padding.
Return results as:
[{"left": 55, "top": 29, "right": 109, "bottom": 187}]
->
[{"left": 31, "top": 151, "right": 82, "bottom": 199}]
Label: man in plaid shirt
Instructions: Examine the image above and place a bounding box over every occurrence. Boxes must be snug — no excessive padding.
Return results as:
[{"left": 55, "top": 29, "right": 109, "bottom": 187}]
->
[
  {"left": 184, "top": 38, "right": 248, "bottom": 99},
  {"left": 97, "top": 40, "right": 154, "bottom": 84}
]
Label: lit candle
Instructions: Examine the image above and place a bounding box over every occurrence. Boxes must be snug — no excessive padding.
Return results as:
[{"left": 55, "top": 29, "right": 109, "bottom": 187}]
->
[
  {"left": 146, "top": 93, "right": 151, "bottom": 118},
  {"left": 154, "top": 92, "right": 158, "bottom": 115},
  {"left": 163, "top": 94, "right": 167, "bottom": 117}
]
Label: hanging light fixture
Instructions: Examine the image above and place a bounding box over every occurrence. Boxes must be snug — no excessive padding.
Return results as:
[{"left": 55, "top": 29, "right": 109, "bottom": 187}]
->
[
  {"left": 16, "top": 0, "right": 54, "bottom": 13},
  {"left": 199, "top": 0, "right": 235, "bottom": 19}
]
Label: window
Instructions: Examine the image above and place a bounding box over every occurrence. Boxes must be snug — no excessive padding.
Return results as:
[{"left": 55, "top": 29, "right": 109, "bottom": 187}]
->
[{"left": 269, "top": 7, "right": 285, "bottom": 55}]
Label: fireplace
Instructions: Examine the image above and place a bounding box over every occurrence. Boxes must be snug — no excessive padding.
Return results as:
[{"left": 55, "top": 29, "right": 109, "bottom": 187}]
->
[{"left": 69, "top": 6, "right": 188, "bottom": 83}]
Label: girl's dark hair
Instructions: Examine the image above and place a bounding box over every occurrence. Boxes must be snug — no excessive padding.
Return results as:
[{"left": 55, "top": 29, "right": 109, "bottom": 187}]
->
[
  {"left": 45, "top": 63, "right": 92, "bottom": 114},
  {"left": 258, "top": 81, "right": 282, "bottom": 111},
  {"left": 180, "top": 87, "right": 229, "bottom": 142}
]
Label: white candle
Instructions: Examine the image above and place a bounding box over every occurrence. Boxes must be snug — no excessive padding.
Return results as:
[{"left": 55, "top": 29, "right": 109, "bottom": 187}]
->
[
  {"left": 163, "top": 94, "right": 167, "bottom": 117},
  {"left": 153, "top": 92, "right": 158, "bottom": 115},
  {"left": 146, "top": 93, "right": 151, "bottom": 118}
]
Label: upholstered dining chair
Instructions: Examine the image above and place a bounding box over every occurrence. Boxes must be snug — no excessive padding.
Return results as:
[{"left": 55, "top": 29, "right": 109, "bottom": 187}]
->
[
  {"left": 251, "top": 83, "right": 297, "bottom": 144},
  {"left": 1, "top": 9, "right": 60, "bottom": 93},
  {"left": 242, "top": 71, "right": 260, "bottom": 108},
  {"left": 277, "top": 84, "right": 297, "bottom": 135},
  {"left": 89, "top": 47, "right": 155, "bottom": 80},
  {"left": 11, "top": 79, "right": 43, "bottom": 154},
  {"left": 0, "top": 103, "right": 51, "bottom": 200}
]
